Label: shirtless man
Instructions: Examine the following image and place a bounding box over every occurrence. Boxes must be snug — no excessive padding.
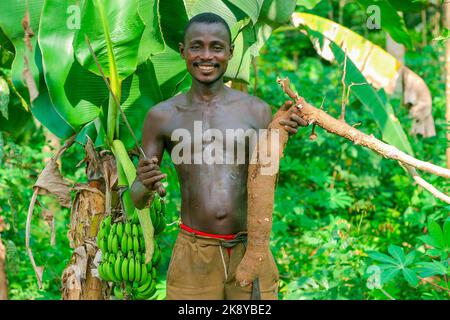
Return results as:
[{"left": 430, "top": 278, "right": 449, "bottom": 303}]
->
[{"left": 130, "top": 12, "right": 307, "bottom": 300}]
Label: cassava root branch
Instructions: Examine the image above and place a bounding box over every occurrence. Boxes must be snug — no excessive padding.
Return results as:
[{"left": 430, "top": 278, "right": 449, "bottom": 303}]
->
[
  {"left": 277, "top": 77, "right": 450, "bottom": 204},
  {"left": 403, "top": 165, "right": 450, "bottom": 204}
]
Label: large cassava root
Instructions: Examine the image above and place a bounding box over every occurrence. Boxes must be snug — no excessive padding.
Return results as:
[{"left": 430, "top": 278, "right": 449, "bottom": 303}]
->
[{"left": 235, "top": 99, "right": 297, "bottom": 287}]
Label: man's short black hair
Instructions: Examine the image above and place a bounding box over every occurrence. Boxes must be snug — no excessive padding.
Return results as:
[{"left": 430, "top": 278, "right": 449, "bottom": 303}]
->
[{"left": 183, "top": 12, "right": 232, "bottom": 45}]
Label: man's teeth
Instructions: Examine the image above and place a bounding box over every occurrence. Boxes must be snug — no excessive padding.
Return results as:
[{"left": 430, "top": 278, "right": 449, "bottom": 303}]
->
[{"left": 198, "top": 65, "right": 214, "bottom": 71}]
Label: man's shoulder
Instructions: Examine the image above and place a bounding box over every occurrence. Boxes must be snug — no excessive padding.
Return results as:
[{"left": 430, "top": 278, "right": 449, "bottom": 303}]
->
[
  {"left": 146, "top": 93, "right": 187, "bottom": 119},
  {"left": 227, "top": 87, "right": 269, "bottom": 110},
  {"left": 226, "top": 87, "right": 271, "bottom": 128}
]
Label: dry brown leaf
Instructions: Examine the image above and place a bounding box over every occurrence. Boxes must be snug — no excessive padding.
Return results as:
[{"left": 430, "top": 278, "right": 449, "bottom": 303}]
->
[
  {"left": 22, "top": 56, "right": 38, "bottom": 102},
  {"left": 101, "top": 154, "right": 117, "bottom": 189},
  {"left": 22, "top": 6, "right": 38, "bottom": 101},
  {"left": 34, "top": 158, "right": 72, "bottom": 208},
  {"left": 40, "top": 208, "right": 55, "bottom": 246},
  {"left": 40, "top": 208, "right": 53, "bottom": 225},
  {"left": 62, "top": 246, "right": 88, "bottom": 294},
  {"left": 21, "top": 7, "right": 34, "bottom": 51},
  {"left": 84, "top": 137, "right": 103, "bottom": 183}
]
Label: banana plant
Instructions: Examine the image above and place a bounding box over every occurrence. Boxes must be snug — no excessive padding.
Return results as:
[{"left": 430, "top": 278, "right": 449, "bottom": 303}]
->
[
  {"left": 293, "top": 1, "right": 437, "bottom": 152},
  {"left": 0, "top": 0, "right": 297, "bottom": 298},
  {"left": 297, "top": 0, "right": 423, "bottom": 49},
  {"left": 291, "top": 12, "right": 413, "bottom": 154}
]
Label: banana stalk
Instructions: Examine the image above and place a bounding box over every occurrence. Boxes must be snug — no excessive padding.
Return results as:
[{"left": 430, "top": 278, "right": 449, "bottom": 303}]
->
[
  {"left": 95, "top": 0, "right": 121, "bottom": 142},
  {"left": 112, "top": 139, "right": 155, "bottom": 263}
]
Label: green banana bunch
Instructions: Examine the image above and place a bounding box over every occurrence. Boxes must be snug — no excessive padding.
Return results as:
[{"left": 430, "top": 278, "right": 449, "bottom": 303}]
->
[
  {"left": 152, "top": 242, "right": 162, "bottom": 267},
  {"left": 121, "top": 255, "right": 129, "bottom": 281},
  {"left": 151, "top": 196, "right": 166, "bottom": 235},
  {"left": 114, "top": 252, "right": 123, "bottom": 281},
  {"left": 133, "top": 277, "right": 156, "bottom": 300},
  {"left": 97, "top": 202, "right": 166, "bottom": 300},
  {"left": 113, "top": 285, "right": 124, "bottom": 299}
]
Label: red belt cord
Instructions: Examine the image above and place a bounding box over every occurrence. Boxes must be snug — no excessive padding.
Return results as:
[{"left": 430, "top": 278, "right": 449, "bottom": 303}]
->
[{"left": 180, "top": 223, "right": 235, "bottom": 257}]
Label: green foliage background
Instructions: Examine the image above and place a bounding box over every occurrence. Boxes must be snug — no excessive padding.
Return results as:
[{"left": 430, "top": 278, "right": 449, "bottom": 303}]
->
[{"left": 1, "top": 1, "right": 449, "bottom": 300}]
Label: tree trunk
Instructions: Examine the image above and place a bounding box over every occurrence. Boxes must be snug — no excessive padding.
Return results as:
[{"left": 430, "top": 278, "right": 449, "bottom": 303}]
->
[
  {"left": 338, "top": 0, "right": 346, "bottom": 25},
  {"left": 444, "top": 1, "right": 450, "bottom": 168},
  {"left": 422, "top": 9, "right": 427, "bottom": 47},
  {"left": 61, "top": 145, "right": 116, "bottom": 300},
  {"left": 328, "top": 0, "right": 334, "bottom": 20},
  {"left": 61, "top": 183, "right": 107, "bottom": 300},
  {"left": 0, "top": 216, "right": 7, "bottom": 300},
  {"left": 432, "top": 5, "right": 441, "bottom": 37}
]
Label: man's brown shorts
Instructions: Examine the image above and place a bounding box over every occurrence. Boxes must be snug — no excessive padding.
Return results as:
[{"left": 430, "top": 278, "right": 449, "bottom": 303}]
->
[{"left": 166, "top": 226, "right": 279, "bottom": 300}]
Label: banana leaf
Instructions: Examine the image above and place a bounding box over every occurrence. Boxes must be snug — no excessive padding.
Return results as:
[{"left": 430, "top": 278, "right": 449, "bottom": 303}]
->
[
  {"left": 159, "top": 0, "right": 190, "bottom": 51},
  {"left": 39, "top": 0, "right": 104, "bottom": 129},
  {"left": 388, "top": 0, "right": 427, "bottom": 12},
  {"left": 355, "top": 0, "right": 412, "bottom": 49},
  {"left": 137, "top": 0, "right": 165, "bottom": 64},
  {"left": 0, "top": 27, "right": 14, "bottom": 53},
  {"left": 226, "top": 0, "right": 265, "bottom": 24},
  {"left": 304, "top": 25, "right": 413, "bottom": 155},
  {"left": 74, "top": 0, "right": 145, "bottom": 81},
  {"left": 0, "top": 0, "right": 75, "bottom": 138},
  {"left": 292, "top": 12, "right": 402, "bottom": 94},
  {"left": 296, "top": 0, "right": 322, "bottom": 10},
  {"left": 0, "top": 0, "right": 42, "bottom": 100},
  {"left": 119, "top": 60, "right": 164, "bottom": 150}
]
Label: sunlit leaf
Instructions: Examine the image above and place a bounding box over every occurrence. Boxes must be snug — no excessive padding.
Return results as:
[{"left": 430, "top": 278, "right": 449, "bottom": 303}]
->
[
  {"left": 428, "top": 220, "right": 444, "bottom": 249},
  {"left": 387, "top": 245, "right": 405, "bottom": 264},
  {"left": 296, "top": 0, "right": 322, "bottom": 10},
  {"left": 150, "top": 47, "right": 191, "bottom": 100},
  {"left": 416, "top": 261, "right": 448, "bottom": 278},
  {"left": 368, "top": 251, "right": 398, "bottom": 265},
  {"left": 137, "top": 0, "right": 165, "bottom": 64},
  {"left": 444, "top": 219, "right": 450, "bottom": 248},
  {"left": 119, "top": 60, "right": 164, "bottom": 149},
  {"left": 39, "top": 0, "right": 103, "bottom": 130},
  {"left": 74, "top": 0, "right": 145, "bottom": 80},
  {"left": 381, "top": 267, "right": 400, "bottom": 284},
  {"left": 326, "top": 189, "right": 353, "bottom": 210},
  {"left": 403, "top": 250, "right": 415, "bottom": 266},
  {"left": 402, "top": 268, "right": 419, "bottom": 287}
]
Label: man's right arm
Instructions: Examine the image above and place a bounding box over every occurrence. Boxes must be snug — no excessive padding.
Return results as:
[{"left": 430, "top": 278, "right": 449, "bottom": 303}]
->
[{"left": 130, "top": 105, "right": 168, "bottom": 209}]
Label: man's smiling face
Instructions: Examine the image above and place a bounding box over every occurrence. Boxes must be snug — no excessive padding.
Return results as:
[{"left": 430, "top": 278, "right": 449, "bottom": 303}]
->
[{"left": 180, "top": 22, "right": 234, "bottom": 85}]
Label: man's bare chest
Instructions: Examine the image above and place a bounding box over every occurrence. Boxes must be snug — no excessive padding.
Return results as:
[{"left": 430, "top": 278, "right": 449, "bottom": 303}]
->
[
  {"left": 167, "top": 102, "right": 255, "bottom": 132},
  {"left": 162, "top": 103, "right": 258, "bottom": 164}
]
